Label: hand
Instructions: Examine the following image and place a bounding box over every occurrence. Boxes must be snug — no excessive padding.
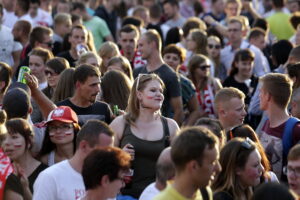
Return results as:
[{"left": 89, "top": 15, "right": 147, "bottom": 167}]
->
[
  {"left": 24, "top": 72, "right": 39, "bottom": 91},
  {"left": 123, "top": 143, "right": 135, "bottom": 160},
  {"left": 13, "top": 163, "right": 29, "bottom": 189}
]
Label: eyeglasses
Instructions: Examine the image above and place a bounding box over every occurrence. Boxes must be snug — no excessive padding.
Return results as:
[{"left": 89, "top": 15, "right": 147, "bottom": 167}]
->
[
  {"left": 198, "top": 65, "right": 210, "bottom": 71},
  {"left": 48, "top": 124, "right": 73, "bottom": 132},
  {"left": 45, "top": 70, "right": 58, "bottom": 77},
  {"left": 43, "top": 41, "right": 53, "bottom": 48},
  {"left": 208, "top": 44, "right": 221, "bottom": 49},
  {"left": 283, "top": 166, "right": 300, "bottom": 177}
]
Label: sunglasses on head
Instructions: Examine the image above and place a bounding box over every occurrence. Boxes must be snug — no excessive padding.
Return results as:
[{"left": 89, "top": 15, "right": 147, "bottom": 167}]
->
[
  {"left": 208, "top": 44, "right": 221, "bottom": 49},
  {"left": 198, "top": 65, "right": 210, "bottom": 71}
]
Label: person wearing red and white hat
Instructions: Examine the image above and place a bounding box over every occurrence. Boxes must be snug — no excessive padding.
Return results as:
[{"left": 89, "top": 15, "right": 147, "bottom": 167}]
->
[{"left": 38, "top": 106, "right": 81, "bottom": 167}]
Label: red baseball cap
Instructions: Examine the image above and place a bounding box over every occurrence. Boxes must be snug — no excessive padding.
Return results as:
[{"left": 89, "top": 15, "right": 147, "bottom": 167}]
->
[{"left": 46, "top": 106, "right": 78, "bottom": 124}]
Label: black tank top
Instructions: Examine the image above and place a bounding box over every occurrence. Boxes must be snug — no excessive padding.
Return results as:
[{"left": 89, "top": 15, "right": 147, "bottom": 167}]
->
[{"left": 120, "top": 116, "right": 170, "bottom": 198}]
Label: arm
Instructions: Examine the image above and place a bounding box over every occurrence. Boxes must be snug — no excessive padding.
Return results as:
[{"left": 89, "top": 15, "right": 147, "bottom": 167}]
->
[
  {"left": 166, "top": 118, "right": 179, "bottom": 142},
  {"left": 170, "top": 96, "right": 184, "bottom": 126},
  {"left": 12, "top": 50, "right": 21, "bottom": 77},
  {"left": 109, "top": 115, "right": 125, "bottom": 147},
  {"left": 104, "top": 34, "right": 114, "bottom": 42},
  {"left": 25, "top": 73, "right": 56, "bottom": 119},
  {"left": 185, "top": 95, "right": 205, "bottom": 126},
  {"left": 203, "top": 16, "right": 229, "bottom": 38},
  {"left": 243, "top": 1, "right": 261, "bottom": 19}
]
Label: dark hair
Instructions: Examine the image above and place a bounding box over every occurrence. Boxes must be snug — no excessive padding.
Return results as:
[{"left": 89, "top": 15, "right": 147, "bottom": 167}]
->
[
  {"left": 287, "top": 62, "right": 300, "bottom": 89},
  {"left": 271, "top": 40, "right": 293, "bottom": 66},
  {"left": 194, "top": 118, "right": 225, "bottom": 143},
  {"left": 252, "top": 18, "right": 269, "bottom": 31},
  {"left": 165, "top": 27, "right": 183, "bottom": 46},
  {"left": 230, "top": 49, "right": 255, "bottom": 76},
  {"left": 149, "top": 3, "right": 162, "bottom": 19},
  {"left": 182, "top": 17, "right": 207, "bottom": 38},
  {"left": 29, "top": 26, "right": 52, "bottom": 47},
  {"left": 46, "top": 57, "right": 70, "bottom": 74},
  {"left": 163, "top": 44, "right": 185, "bottom": 64},
  {"left": 171, "top": 126, "right": 218, "bottom": 171},
  {"left": 76, "top": 120, "right": 114, "bottom": 148},
  {"left": 82, "top": 147, "right": 130, "bottom": 190},
  {"left": 30, "top": 0, "right": 40, "bottom": 5},
  {"left": 163, "top": 0, "right": 179, "bottom": 7},
  {"left": 252, "top": 182, "right": 297, "bottom": 200},
  {"left": 38, "top": 122, "right": 80, "bottom": 159},
  {"left": 3, "top": 88, "right": 31, "bottom": 120},
  {"left": 14, "top": 20, "right": 32, "bottom": 37},
  {"left": 0, "top": 62, "right": 12, "bottom": 94},
  {"left": 74, "top": 64, "right": 100, "bottom": 84},
  {"left": 271, "top": 0, "right": 284, "bottom": 8},
  {"left": 0, "top": 3, "right": 3, "bottom": 15},
  {"left": 119, "top": 24, "right": 139, "bottom": 38},
  {"left": 122, "top": 16, "right": 143, "bottom": 29},
  {"left": 71, "top": 2, "right": 85, "bottom": 11},
  {"left": 17, "top": 0, "right": 30, "bottom": 12},
  {"left": 290, "top": 11, "right": 300, "bottom": 30},
  {"left": 6, "top": 118, "right": 33, "bottom": 150},
  {"left": 248, "top": 27, "right": 266, "bottom": 40}
]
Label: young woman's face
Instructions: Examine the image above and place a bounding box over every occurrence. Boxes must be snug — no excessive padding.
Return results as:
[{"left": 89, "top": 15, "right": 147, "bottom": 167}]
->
[
  {"left": 207, "top": 38, "right": 221, "bottom": 58},
  {"left": 45, "top": 67, "right": 60, "bottom": 88},
  {"left": 3, "top": 133, "right": 27, "bottom": 161},
  {"left": 237, "top": 149, "right": 263, "bottom": 187},
  {"left": 29, "top": 55, "right": 46, "bottom": 82},
  {"left": 86, "top": 57, "right": 101, "bottom": 69},
  {"left": 138, "top": 80, "right": 164, "bottom": 111},
  {"left": 195, "top": 59, "right": 211, "bottom": 78},
  {"left": 186, "top": 33, "right": 197, "bottom": 52},
  {"left": 235, "top": 59, "right": 254, "bottom": 78},
  {"left": 163, "top": 53, "right": 181, "bottom": 71},
  {"left": 47, "top": 121, "right": 74, "bottom": 145}
]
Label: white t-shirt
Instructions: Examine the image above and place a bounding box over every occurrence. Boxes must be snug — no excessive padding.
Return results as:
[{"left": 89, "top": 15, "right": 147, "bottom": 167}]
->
[
  {"left": 30, "top": 8, "right": 53, "bottom": 27},
  {"left": 2, "top": 9, "right": 18, "bottom": 29},
  {"left": 139, "top": 182, "right": 160, "bottom": 200},
  {"left": 0, "top": 25, "right": 23, "bottom": 67},
  {"left": 33, "top": 160, "right": 86, "bottom": 200}
]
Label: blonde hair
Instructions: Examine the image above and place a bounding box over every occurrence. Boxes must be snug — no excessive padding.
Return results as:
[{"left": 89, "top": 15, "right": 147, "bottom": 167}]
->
[
  {"left": 54, "top": 13, "right": 71, "bottom": 26},
  {"left": 189, "top": 29, "right": 208, "bottom": 55},
  {"left": 98, "top": 41, "right": 120, "bottom": 74},
  {"left": 143, "top": 29, "right": 162, "bottom": 52},
  {"left": 77, "top": 52, "right": 102, "bottom": 69},
  {"left": 214, "top": 87, "right": 245, "bottom": 110},
  {"left": 107, "top": 56, "right": 133, "bottom": 81},
  {"left": 125, "top": 74, "right": 164, "bottom": 126}
]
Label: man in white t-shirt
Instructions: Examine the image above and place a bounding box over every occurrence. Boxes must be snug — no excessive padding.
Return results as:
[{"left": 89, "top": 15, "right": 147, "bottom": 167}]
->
[
  {"left": 140, "top": 147, "right": 175, "bottom": 200},
  {"left": 28, "top": 0, "right": 53, "bottom": 27},
  {"left": 0, "top": 4, "right": 22, "bottom": 74},
  {"left": 33, "top": 120, "right": 114, "bottom": 200}
]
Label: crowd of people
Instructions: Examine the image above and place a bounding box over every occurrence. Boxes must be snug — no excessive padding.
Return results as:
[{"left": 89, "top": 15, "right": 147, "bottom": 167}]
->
[{"left": 0, "top": 0, "right": 300, "bottom": 199}]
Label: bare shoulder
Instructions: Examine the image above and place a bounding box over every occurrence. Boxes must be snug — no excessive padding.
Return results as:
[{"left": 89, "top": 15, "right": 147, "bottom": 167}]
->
[
  {"left": 109, "top": 115, "right": 126, "bottom": 144},
  {"left": 166, "top": 117, "right": 180, "bottom": 140}
]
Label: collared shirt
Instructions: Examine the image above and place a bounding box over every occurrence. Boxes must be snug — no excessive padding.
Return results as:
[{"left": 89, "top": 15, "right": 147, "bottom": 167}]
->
[{"left": 220, "top": 40, "right": 270, "bottom": 77}]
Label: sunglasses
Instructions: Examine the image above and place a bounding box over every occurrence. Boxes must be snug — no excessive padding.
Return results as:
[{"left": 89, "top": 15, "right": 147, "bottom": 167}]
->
[
  {"left": 135, "top": 73, "right": 148, "bottom": 91},
  {"left": 198, "top": 65, "right": 210, "bottom": 71},
  {"left": 208, "top": 44, "right": 221, "bottom": 49},
  {"left": 241, "top": 137, "right": 254, "bottom": 149},
  {"left": 45, "top": 70, "right": 58, "bottom": 76}
]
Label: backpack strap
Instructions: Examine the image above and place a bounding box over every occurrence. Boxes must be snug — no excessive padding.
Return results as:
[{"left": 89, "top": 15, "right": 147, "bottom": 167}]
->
[
  {"left": 161, "top": 116, "right": 170, "bottom": 147},
  {"left": 282, "top": 117, "right": 300, "bottom": 157}
]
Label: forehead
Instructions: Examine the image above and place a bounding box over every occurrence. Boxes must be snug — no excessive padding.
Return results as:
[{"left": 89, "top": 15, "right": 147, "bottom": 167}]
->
[
  {"left": 228, "top": 22, "right": 242, "bottom": 29},
  {"left": 164, "top": 52, "right": 180, "bottom": 58},
  {"left": 120, "top": 31, "right": 137, "bottom": 39},
  {"left": 97, "top": 133, "right": 113, "bottom": 147},
  {"left": 225, "top": 97, "right": 244, "bottom": 110},
  {"left": 71, "top": 28, "right": 87, "bottom": 36},
  {"left": 203, "top": 145, "right": 218, "bottom": 162},
  {"left": 246, "top": 149, "right": 260, "bottom": 164},
  {"left": 82, "top": 75, "right": 100, "bottom": 84},
  {"left": 208, "top": 37, "right": 220, "bottom": 44},
  {"left": 226, "top": 2, "right": 239, "bottom": 8},
  {"left": 288, "top": 159, "right": 300, "bottom": 166}
]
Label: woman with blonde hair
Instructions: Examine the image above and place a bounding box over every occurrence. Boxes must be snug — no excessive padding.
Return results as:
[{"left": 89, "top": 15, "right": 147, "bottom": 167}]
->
[
  {"left": 107, "top": 55, "right": 133, "bottom": 81},
  {"left": 77, "top": 52, "right": 102, "bottom": 70},
  {"left": 98, "top": 41, "right": 120, "bottom": 75},
  {"left": 110, "top": 74, "right": 179, "bottom": 199},
  {"left": 188, "top": 54, "right": 222, "bottom": 118},
  {"left": 213, "top": 138, "right": 264, "bottom": 200}
]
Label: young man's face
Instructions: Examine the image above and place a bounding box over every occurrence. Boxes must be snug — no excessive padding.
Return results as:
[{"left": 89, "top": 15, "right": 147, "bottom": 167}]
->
[
  {"left": 287, "top": 158, "right": 300, "bottom": 196},
  {"left": 196, "top": 144, "right": 221, "bottom": 187},
  {"left": 221, "top": 97, "right": 247, "bottom": 128},
  {"left": 119, "top": 31, "right": 138, "bottom": 55},
  {"left": 77, "top": 76, "right": 101, "bottom": 104},
  {"left": 227, "top": 22, "right": 243, "bottom": 44},
  {"left": 250, "top": 35, "right": 266, "bottom": 50},
  {"left": 138, "top": 35, "right": 153, "bottom": 60},
  {"left": 259, "top": 87, "right": 269, "bottom": 111},
  {"left": 163, "top": 3, "right": 176, "bottom": 19},
  {"left": 225, "top": 2, "right": 241, "bottom": 17}
]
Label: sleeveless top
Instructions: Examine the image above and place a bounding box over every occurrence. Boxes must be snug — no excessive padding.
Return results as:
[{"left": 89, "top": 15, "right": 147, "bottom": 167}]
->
[
  {"left": 120, "top": 116, "right": 170, "bottom": 198},
  {"left": 48, "top": 151, "right": 55, "bottom": 166}
]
